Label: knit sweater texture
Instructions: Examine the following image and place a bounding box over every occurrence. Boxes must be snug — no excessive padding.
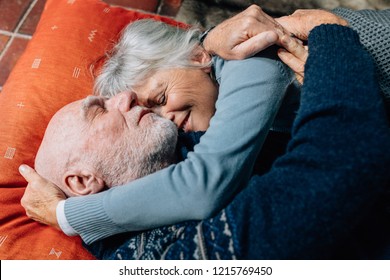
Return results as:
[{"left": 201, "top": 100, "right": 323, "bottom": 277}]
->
[{"left": 333, "top": 8, "right": 390, "bottom": 103}]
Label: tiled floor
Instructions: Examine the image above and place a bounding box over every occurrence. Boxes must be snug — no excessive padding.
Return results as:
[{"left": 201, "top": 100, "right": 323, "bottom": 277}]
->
[{"left": 0, "top": 0, "right": 182, "bottom": 91}]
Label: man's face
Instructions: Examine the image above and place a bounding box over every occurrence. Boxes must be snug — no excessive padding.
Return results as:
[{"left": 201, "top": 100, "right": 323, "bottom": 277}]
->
[
  {"left": 80, "top": 91, "right": 178, "bottom": 186},
  {"left": 36, "top": 91, "right": 178, "bottom": 192}
]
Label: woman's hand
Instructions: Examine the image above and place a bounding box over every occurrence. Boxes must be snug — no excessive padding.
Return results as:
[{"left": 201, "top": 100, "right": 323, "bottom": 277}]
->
[
  {"left": 19, "top": 164, "right": 65, "bottom": 230},
  {"left": 277, "top": 35, "right": 308, "bottom": 85},
  {"left": 203, "top": 5, "right": 286, "bottom": 60},
  {"left": 203, "top": 7, "right": 347, "bottom": 62}
]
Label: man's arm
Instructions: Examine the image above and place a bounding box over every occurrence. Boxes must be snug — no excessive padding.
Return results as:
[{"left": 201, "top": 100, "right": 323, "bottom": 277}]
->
[
  {"left": 166, "top": 24, "right": 390, "bottom": 260},
  {"left": 276, "top": 8, "right": 390, "bottom": 104},
  {"left": 229, "top": 24, "right": 390, "bottom": 259}
]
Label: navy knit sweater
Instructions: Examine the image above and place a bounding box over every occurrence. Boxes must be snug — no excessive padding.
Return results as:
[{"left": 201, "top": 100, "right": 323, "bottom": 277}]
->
[
  {"left": 86, "top": 25, "right": 390, "bottom": 259},
  {"left": 226, "top": 24, "right": 390, "bottom": 259}
]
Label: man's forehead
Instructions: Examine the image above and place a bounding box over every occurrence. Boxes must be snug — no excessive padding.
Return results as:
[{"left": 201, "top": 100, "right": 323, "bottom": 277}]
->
[{"left": 49, "top": 99, "right": 84, "bottom": 129}]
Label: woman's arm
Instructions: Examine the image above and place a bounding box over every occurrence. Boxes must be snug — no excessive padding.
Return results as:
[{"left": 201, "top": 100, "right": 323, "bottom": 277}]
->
[{"left": 63, "top": 51, "right": 296, "bottom": 244}]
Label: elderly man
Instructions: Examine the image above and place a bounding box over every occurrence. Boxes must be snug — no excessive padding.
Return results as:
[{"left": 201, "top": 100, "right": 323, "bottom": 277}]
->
[
  {"left": 21, "top": 22, "right": 390, "bottom": 259},
  {"left": 35, "top": 91, "right": 178, "bottom": 196}
]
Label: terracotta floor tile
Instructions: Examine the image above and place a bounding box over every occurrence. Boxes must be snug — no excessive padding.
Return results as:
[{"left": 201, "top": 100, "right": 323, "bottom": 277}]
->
[
  {"left": 19, "top": 0, "right": 47, "bottom": 35},
  {"left": 0, "top": 0, "right": 33, "bottom": 32},
  {"left": 0, "top": 38, "right": 29, "bottom": 86},
  {"left": 0, "top": 35, "right": 10, "bottom": 53},
  {"left": 104, "top": 0, "right": 159, "bottom": 12}
]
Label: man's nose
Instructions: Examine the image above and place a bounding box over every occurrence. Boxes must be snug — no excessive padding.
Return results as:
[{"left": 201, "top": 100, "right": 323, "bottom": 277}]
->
[{"left": 106, "top": 91, "right": 138, "bottom": 112}]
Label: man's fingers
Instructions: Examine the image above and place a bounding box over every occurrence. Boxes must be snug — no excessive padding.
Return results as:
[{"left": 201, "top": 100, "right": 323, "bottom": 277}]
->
[
  {"left": 19, "top": 164, "right": 39, "bottom": 182},
  {"left": 277, "top": 48, "right": 305, "bottom": 84},
  {"left": 280, "top": 35, "right": 308, "bottom": 62},
  {"left": 278, "top": 36, "right": 308, "bottom": 84},
  {"left": 232, "top": 31, "right": 278, "bottom": 59},
  {"left": 275, "top": 15, "right": 308, "bottom": 41}
]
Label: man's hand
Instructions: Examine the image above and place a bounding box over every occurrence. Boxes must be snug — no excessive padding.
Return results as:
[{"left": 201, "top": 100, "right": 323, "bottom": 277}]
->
[
  {"left": 19, "top": 164, "right": 65, "bottom": 230},
  {"left": 276, "top": 9, "right": 348, "bottom": 41},
  {"left": 277, "top": 35, "right": 308, "bottom": 84},
  {"left": 203, "top": 5, "right": 287, "bottom": 60},
  {"left": 275, "top": 9, "right": 347, "bottom": 84}
]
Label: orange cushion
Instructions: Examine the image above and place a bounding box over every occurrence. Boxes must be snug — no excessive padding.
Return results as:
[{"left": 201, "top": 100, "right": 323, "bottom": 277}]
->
[{"left": 0, "top": 0, "right": 184, "bottom": 259}]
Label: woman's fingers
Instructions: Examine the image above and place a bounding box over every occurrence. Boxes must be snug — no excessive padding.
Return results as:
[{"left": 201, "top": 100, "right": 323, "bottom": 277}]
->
[
  {"left": 19, "top": 164, "right": 64, "bottom": 229},
  {"left": 203, "top": 5, "right": 287, "bottom": 60},
  {"left": 232, "top": 31, "right": 279, "bottom": 59},
  {"left": 19, "top": 164, "right": 39, "bottom": 182}
]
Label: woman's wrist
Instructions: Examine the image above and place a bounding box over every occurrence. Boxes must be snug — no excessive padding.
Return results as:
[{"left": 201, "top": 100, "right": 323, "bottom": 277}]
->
[{"left": 199, "top": 26, "right": 216, "bottom": 55}]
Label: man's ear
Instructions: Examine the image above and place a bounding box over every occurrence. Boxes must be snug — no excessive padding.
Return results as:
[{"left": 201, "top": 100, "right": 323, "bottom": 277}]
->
[
  {"left": 63, "top": 171, "right": 105, "bottom": 196},
  {"left": 191, "top": 46, "right": 212, "bottom": 73}
]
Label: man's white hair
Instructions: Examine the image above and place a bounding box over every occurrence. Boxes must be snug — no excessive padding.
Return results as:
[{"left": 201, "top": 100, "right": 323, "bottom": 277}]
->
[{"left": 94, "top": 19, "right": 209, "bottom": 97}]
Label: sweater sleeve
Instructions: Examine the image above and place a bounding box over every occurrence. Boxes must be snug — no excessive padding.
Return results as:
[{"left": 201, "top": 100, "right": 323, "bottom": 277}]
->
[
  {"left": 65, "top": 50, "right": 296, "bottom": 244},
  {"left": 228, "top": 24, "right": 390, "bottom": 259},
  {"left": 332, "top": 8, "right": 390, "bottom": 102}
]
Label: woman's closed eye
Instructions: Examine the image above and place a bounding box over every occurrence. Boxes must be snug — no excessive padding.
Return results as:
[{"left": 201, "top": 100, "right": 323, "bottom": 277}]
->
[
  {"left": 155, "top": 85, "right": 168, "bottom": 106},
  {"left": 156, "top": 93, "right": 166, "bottom": 105}
]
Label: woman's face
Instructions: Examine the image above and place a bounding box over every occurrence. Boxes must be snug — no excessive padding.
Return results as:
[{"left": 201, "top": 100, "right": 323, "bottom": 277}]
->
[{"left": 133, "top": 67, "right": 218, "bottom": 132}]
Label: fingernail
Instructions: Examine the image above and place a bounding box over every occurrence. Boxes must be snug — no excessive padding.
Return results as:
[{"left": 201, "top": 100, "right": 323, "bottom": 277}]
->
[{"left": 19, "top": 165, "right": 27, "bottom": 174}]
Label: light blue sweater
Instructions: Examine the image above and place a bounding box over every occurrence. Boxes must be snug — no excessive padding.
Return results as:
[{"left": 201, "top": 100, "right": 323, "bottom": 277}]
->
[{"left": 65, "top": 48, "right": 297, "bottom": 244}]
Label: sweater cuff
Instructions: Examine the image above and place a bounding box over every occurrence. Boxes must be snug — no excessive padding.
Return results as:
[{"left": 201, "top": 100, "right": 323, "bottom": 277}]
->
[
  {"left": 309, "top": 24, "right": 360, "bottom": 49},
  {"left": 299, "top": 24, "right": 377, "bottom": 115},
  {"left": 57, "top": 200, "right": 78, "bottom": 236},
  {"left": 65, "top": 192, "right": 121, "bottom": 244}
]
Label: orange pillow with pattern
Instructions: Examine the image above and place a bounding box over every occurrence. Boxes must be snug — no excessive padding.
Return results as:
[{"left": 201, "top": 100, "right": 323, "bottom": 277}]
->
[{"left": 0, "top": 0, "right": 184, "bottom": 259}]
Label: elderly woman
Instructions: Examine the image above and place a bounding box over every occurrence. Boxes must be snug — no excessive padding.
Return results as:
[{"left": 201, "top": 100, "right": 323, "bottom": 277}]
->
[
  {"left": 20, "top": 6, "right": 390, "bottom": 246},
  {"left": 94, "top": 19, "right": 300, "bottom": 133}
]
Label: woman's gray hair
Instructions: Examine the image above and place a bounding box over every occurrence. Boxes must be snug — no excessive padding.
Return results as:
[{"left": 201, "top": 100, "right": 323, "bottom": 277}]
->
[{"left": 94, "top": 19, "right": 208, "bottom": 97}]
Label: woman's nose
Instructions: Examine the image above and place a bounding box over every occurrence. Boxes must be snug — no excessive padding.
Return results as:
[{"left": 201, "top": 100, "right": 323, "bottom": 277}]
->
[{"left": 106, "top": 91, "right": 138, "bottom": 112}]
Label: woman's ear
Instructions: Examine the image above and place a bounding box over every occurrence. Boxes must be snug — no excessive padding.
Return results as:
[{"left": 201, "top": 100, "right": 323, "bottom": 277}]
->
[
  {"left": 191, "top": 46, "right": 212, "bottom": 73},
  {"left": 63, "top": 171, "right": 105, "bottom": 197}
]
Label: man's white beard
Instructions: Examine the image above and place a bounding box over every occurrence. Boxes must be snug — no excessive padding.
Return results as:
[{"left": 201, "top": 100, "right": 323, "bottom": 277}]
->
[{"left": 101, "top": 116, "right": 178, "bottom": 187}]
